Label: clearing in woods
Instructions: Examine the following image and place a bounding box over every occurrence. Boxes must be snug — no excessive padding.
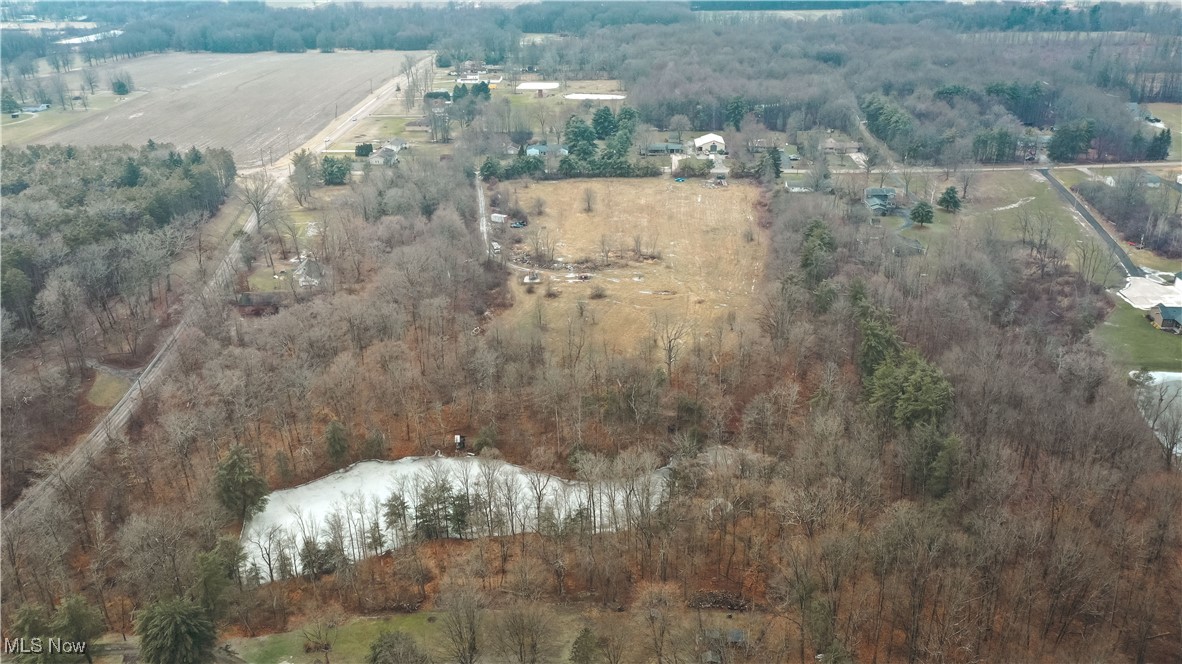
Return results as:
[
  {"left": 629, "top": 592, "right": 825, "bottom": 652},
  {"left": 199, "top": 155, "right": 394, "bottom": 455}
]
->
[
  {"left": 490, "top": 178, "right": 765, "bottom": 355},
  {"left": 3, "top": 51, "right": 423, "bottom": 163}
]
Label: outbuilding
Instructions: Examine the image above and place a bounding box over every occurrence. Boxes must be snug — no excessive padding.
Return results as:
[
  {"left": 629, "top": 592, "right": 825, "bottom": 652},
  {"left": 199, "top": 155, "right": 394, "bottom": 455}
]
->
[
  {"left": 693, "top": 133, "right": 726, "bottom": 154},
  {"left": 1149, "top": 303, "right": 1182, "bottom": 333}
]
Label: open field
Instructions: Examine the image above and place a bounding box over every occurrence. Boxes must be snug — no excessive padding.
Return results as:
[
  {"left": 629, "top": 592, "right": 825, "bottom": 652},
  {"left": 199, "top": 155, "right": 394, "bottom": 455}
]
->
[
  {"left": 229, "top": 608, "right": 587, "bottom": 664},
  {"left": 1146, "top": 102, "right": 1181, "bottom": 156},
  {"left": 1091, "top": 296, "right": 1182, "bottom": 372},
  {"left": 5, "top": 51, "right": 424, "bottom": 165},
  {"left": 490, "top": 178, "right": 764, "bottom": 354},
  {"left": 1, "top": 91, "right": 148, "bottom": 145},
  {"left": 85, "top": 371, "right": 130, "bottom": 408},
  {"left": 886, "top": 170, "right": 1127, "bottom": 288}
]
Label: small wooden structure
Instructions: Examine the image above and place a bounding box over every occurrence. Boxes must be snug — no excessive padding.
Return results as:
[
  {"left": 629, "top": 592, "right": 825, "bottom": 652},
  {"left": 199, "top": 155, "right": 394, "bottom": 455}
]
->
[{"left": 233, "top": 292, "right": 286, "bottom": 316}]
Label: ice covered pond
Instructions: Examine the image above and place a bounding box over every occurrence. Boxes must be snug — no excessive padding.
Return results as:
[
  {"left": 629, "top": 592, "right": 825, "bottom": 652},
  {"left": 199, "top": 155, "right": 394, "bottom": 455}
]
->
[
  {"left": 1132, "top": 372, "right": 1182, "bottom": 455},
  {"left": 240, "top": 455, "right": 670, "bottom": 579}
]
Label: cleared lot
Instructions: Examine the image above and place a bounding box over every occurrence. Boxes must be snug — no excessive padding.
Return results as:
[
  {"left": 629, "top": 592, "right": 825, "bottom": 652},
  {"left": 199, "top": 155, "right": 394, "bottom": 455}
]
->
[
  {"left": 491, "top": 178, "right": 765, "bottom": 354},
  {"left": 7, "top": 51, "right": 421, "bottom": 164}
]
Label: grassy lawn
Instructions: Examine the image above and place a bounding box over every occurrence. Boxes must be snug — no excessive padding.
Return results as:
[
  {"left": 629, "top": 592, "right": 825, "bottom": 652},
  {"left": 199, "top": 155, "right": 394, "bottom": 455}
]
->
[
  {"left": 1146, "top": 102, "right": 1181, "bottom": 156},
  {"left": 230, "top": 607, "right": 589, "bottom": 664},
  {"left": 232, "top": 613, "right": 444, "bottom": 664},
  {"left": 1091, "top": 296, "right": 1182, "bottom": 372},
  {"left": 86, "top": 371, "right": 131, "bottom": 408},
  {"left": 1, "top": 91, "right": 146, "bottom": 145}
]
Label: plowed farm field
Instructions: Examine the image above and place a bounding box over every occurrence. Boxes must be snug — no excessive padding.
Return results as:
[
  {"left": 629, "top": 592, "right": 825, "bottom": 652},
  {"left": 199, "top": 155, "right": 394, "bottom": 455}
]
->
[{"left": 5, "top": 51, "right": 420, "bottom": 163}]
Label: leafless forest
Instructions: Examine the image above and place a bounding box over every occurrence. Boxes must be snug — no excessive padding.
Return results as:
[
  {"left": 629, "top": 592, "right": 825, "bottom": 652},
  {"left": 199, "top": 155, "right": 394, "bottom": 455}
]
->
[{"left": 2, "top": 2, "right": 1180, "bottom": 663}]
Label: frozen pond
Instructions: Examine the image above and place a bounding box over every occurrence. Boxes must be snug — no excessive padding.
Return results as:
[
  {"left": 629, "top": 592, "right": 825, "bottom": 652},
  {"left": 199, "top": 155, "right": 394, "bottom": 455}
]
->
[
  {"left": 240, "top": 455, "right": 669, "bottom": 580},
  {"left": 1132, "top": 371, "right": 1182, "bottom": 455}
]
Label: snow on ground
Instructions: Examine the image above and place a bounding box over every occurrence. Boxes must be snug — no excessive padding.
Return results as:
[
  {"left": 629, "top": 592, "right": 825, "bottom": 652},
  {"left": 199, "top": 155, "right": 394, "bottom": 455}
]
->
[
  {"left": 240, "top": 455, "right": 669, "bottom": 577},
  {"left": 992, "top": 196, "right": 1035, "bottom": 212},
  {"left": 517, "top": 82, "right": 560, "bottom": 90},
  {"left": 1118, "top": 277, "right": 1182, "bottom": 310},
  {"left": 564, "top": 93, "right": 626, "bottom": 100}
]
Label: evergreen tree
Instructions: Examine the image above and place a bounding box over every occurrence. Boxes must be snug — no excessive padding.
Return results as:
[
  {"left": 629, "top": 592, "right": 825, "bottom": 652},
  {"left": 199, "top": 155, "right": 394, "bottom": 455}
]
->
[
  {"left": 937, "top": 186, "right": 961, "bottom": 212},
  {"left": 910, "top": 200, "right": 934, "bottom": 226},
  {"left": 569, "top": 627, "right": 599, "bottom": 664},
  {"left": 10, "top": 604, "right": 52, "bottom": 664},
  {"left": 565, "top": 116, "right": 598, "bottom": 161},
  {"left": 367, "top": 630, "right": 432, "bottom": 664},
  {"left": 726, "top": 96, "right": 746, "bottom": 131},
  {"left": 52, "top": 595, "right": 105, "bottom": 664},
  {"left": 321, "top": 155, "right": 349, "bottom": 185},
  {"left": 1146, "top": 128, "right": 1171, "bottom": 161},
  {"left": 2, "top": 89, "right": 20, "bottom": 114},
  {"left": 215, "top": 445, "right": 269, "bottom": 523},
  {"left": 768, "top": 146, "right": 783, "bottom": 178},
  {"left": 480, "top": 156, "right": 502, "bottom": 181},
  {"left": 592, "top": 106, "right": 617, "bottom": 140},
  {"left": 136, "top": 598, "right": 217, "bottom": 664},
  {"left": 326, "top": 420, "right": 349, "bottom": 467}
]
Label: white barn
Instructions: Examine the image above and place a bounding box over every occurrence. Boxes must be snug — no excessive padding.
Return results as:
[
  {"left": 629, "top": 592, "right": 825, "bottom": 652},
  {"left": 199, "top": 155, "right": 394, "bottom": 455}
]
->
[{"left": 693, "top": 133, "right": 726, "bottom": 154}]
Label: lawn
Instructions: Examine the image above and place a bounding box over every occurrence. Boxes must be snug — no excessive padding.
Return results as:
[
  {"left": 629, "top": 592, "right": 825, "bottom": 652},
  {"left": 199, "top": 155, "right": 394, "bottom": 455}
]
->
[
  {"left": 229, "top": 606, "right": 590, "bottom": 664},
  {"left": 231, "top": 613, "right": 444, "bottom": 664},
  {"left": 86, "top": 371, "right": 131, "bottom": 408},
  {"left": 1091, "top": 296, "right": 1182, "bottom": 372},
  {"left": 490, "top": 177, "right": 765, "bottom": 355},
  {"left": 1, "top": 91, "right": 146, "bottom": 146},
  {"left": 1145, "top": 102, "right": 1181, "bottom": 156}
]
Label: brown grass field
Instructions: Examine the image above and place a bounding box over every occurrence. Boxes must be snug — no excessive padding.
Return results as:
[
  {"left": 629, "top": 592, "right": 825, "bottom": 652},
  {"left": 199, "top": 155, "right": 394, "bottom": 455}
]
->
[
  {"left": 5, "top": 51, "right": 423, "bottom": 162},
  {"left": 490, "top": 178, "right": 765, "bottom": 355}
]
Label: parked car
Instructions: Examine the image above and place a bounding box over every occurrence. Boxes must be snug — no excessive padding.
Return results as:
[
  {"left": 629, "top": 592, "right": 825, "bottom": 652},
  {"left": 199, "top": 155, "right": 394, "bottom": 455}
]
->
[{"left": 510, "top": 220, "right": 527, "bottom": 228}]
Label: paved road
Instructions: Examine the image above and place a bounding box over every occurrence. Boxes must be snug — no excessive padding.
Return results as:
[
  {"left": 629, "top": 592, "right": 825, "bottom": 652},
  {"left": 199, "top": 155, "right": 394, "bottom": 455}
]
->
[
  {"left": 1039, "top": 168, "right": 1142, "bottom": 278},
  {"left": 3, "top": 56, "right": 432, "bottom": 530}
]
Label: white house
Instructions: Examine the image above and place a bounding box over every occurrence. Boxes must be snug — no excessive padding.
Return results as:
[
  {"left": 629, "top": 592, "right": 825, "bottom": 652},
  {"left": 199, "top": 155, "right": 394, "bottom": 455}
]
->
[
  {"left": 693, "top": 133, "right": 726, "bottom": 154},
  {"left": 490, "top": 213, "right": 508, "bottom": 224},
  {"left": 368, "top": 147, "right": 399, "bottom": 166}
]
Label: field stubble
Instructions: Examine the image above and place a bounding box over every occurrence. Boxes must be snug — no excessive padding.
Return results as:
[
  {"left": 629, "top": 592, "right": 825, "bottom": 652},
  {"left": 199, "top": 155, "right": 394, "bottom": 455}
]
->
[{"left": 492, "top": 178, "right": 765, "bottom": 355}]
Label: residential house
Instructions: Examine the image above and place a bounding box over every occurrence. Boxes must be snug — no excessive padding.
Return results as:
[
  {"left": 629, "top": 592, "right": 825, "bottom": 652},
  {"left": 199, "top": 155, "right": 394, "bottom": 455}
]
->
[
  {"left": 368, "top": 146, "right": 399, "bottom": 166},
  {"left": 864, "top": 187, "right": 897, "bottom": 215},
  {"left": 641, "top": 142, "right": 685, "bottom": 156},
  {"left": 1148, "top": 303, "right": 1182, "bottom": 333},
  {"left": 295, "top": 257, "right": 324, "bottom": 288},
  {"left": 526, "top": 144, "right": 568, "bottom": 157},
  {"left": 693, "top": 133, "right": 726, "bottom": 154}
]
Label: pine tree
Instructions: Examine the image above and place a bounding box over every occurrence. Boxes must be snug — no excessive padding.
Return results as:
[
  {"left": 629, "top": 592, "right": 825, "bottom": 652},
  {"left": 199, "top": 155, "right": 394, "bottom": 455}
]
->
[
  {"left": 910, "top": 200, "right": 935, "bottom": 226},
  {"left": 1146, "top": 128, "right": 1171, "bottom": 161},
  {"left": 326, "top": 420, "right": 349, "bottom": 468},
  {"left": 726, "top": 96, "right": 746, "bottom": 131},
  {"left": 215, "top": 445, "right": 269, "bottom": 523},
  {"left": 52, "top": 595, "right": 105, "bottom": 664},
  {"left": 937, "top": 186, "right": 961, "bottom": 212},
  {"left": 569, "top": 627, "right": 599, "bottom": 664},
  {"left": 136, "top": 598, "right": 217, "bottom": 664},
  {"left": 592, "top": 106, "right": 617, "bottom": 140}
]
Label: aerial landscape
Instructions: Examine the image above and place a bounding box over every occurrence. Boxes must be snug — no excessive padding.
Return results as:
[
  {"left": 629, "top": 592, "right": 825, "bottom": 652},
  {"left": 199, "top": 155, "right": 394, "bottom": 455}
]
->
[{"left": 1, "top": 0, "right": 1180, "bottom": 662}]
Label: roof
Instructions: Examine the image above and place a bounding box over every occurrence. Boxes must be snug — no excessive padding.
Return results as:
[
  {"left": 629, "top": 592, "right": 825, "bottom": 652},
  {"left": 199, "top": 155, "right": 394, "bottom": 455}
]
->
[
  {"left": 1156, "top": 304, "right": 1182, "bottom": 323},
  {"left": 694, "top": 133, "right": 726, "bottom": 147},
  {"left": 865, "top": 187, "right": 896, "bottom": 198},
  {"left": 236, "top": 292, "right": 285, "bottom": 307},
  {"left": 526, "top": 144, "right": 567, "bottom": 155}
]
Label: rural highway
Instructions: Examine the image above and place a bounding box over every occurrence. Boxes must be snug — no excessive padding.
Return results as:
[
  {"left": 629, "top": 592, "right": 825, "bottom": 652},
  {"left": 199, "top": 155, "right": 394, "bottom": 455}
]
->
[{"left": 3, "top": 55, "right": 433, "bottom": 530}]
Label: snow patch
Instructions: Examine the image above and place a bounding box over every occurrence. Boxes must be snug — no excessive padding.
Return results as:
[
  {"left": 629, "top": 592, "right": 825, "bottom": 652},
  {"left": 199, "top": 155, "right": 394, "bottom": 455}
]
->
[
  {"left": 992, "top": 196, "right": 1035, "bottom": 212},
  {"left": 564, "top": 93, "right": 626, "bottom": 100},
  {"left": 1118, "top": 277, "right": 1182, "bottom": 310},
  {"left": 517, "top": 82, "right": 560, "bottom": 91}
]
